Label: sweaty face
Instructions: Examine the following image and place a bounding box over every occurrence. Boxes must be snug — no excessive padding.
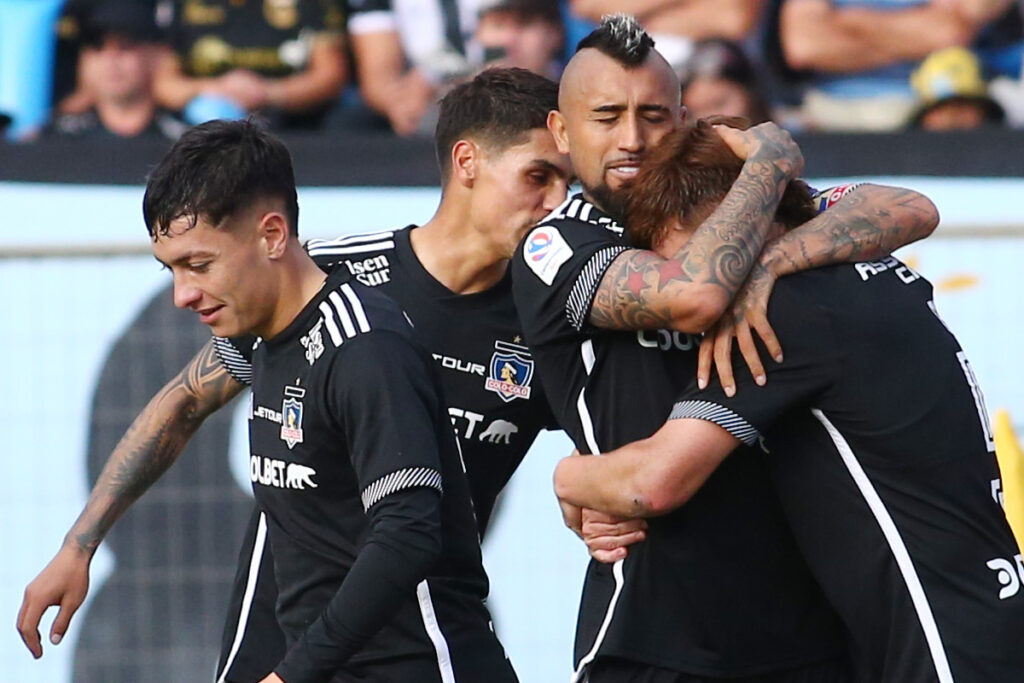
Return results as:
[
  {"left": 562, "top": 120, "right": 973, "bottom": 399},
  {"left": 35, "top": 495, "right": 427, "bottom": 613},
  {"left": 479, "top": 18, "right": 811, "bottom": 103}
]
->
[
  {"left": 554, "top": 49, "right": 682, "bottom": 207},
  {"left": 470, "top": 128, "right": 572, "bottom": 259},
  {"left": 151, "top": 208, "right": 278, "bottom": 338}
]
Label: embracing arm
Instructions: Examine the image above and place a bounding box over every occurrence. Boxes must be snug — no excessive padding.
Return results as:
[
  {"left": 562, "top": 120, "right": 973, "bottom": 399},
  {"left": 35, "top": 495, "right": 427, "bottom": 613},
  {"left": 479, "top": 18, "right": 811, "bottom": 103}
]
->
[
  {"left": 588, "top": 123, "right": 803, "bottom": 333},
  {"left": 696, "top": 184, "right": 938, "bottom": 392},
  {"left": 763, "top": 183, "right": 938, "bottom": 280},
  {"left": 17, "top": 340, "right": 243, "bottom": 657},
  {"left": 554, "top": 418, "right": 739, "bottom": 519}
]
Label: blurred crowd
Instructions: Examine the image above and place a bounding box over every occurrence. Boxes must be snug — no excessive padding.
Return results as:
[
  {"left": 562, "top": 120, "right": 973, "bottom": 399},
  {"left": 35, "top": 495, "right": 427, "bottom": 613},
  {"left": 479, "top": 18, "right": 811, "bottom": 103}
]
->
[{"left": 1, "top": 0, "right": 1023, "bottom": 142}]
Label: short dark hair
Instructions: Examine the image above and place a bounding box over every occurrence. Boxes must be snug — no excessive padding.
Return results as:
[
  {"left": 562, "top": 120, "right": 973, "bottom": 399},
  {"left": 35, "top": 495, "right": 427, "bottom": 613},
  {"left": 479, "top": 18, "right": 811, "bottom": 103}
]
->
[
  {"left": 576, "top": 13, "right": 654, "bottom": 67},
  {"left": 623, "top": 116, "right": 815, "bottom": 249},
  {"left": 143, "top": 118, "right": 299, "bottom": 237},
  {"left": 435, "top": 67, "right": 558, "bottom": 181}
]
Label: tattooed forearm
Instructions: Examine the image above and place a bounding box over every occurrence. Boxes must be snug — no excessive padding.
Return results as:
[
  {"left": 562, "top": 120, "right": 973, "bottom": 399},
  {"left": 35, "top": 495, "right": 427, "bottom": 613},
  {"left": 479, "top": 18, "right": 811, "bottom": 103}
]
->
[
  {"left": 762, "top": 184, "right": 939, "bottom": 278},
  {"left": 589, "top": 158, "right": 791, "bottom": 331},
  {"left": 67, "top": 339, "right": 244, "bottom": 553}
]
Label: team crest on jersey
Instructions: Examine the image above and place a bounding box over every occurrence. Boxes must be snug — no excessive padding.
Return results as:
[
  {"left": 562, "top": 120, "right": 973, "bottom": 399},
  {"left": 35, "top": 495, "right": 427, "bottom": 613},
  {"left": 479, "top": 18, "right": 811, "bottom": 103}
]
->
[
  {"left": 280, "top": 386, "right": 306, "bottom": 448},
  {"left": 484, "top": 341, "right": 534, "bottom": 402}
]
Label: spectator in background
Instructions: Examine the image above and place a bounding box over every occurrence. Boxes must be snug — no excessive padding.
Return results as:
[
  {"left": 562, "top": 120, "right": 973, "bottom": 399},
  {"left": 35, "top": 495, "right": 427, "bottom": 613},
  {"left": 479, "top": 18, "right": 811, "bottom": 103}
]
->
[
  {"left": 780, "top": 0, "right": 1020, "bottom": 131},
  {"left": 679, "top": 38, "right": 772, "bottom": 122},
  {"left": 909, "top": 46, "right": 1005, "bottom": 129},
  {"left": 347, "top": 0, "right": 563, "bottom": 136},
  {"left": 46, "top": 1, "right": 184, "bottom": 140},
  {"left": 476, "top": 0, "right": 564, "bottom": 79},
  {"left": 568, "top": 0, "right": 765, "bottom": 69},
  {"left": 153, "top": 0, "right": 346, "bottom": 129}
]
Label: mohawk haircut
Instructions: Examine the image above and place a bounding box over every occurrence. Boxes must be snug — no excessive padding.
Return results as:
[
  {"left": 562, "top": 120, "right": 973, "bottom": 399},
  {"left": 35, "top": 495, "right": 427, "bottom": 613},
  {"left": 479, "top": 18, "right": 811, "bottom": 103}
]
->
[
  {"left": 143, "top": 118, "right": 299, "bottom": 237},
  {"left": 435, "top": 67, "right": 558, "bottom": 182},
  {"left": 623, "top": 116, "right": 815, "bottom": 250},
  {"left": 576, "top": 13, "right": 654, "bottom": 67}
]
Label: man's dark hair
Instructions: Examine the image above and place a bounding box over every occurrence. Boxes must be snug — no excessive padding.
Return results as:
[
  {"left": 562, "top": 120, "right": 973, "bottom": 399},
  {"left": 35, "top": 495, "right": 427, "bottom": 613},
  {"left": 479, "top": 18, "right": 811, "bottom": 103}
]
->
[
  {"left": 576, "top": 13, "right": 654, "bottom": 66},
  {"left": 623, "top": 116, "right": 815, "bottom": 250},
  {"left": 435, "top": 67, "right": 558, "bottom": 182},
  {"left": 143, "top": 118, "right": 299, "bottom": 237}
]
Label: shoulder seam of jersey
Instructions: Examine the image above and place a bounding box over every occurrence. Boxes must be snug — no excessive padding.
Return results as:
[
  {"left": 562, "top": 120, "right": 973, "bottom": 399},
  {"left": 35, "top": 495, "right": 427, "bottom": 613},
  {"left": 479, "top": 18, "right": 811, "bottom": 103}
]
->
[
  {"left": 360, "top": 466, "right": 443, "bottom": 511},
  {"left": 213, "top": 336, "right": 253, "bottom": 386},
  {"left": 566, "top": 246, "right": 628, "bottom": 331},
  {"left": 315, "top": 282, "right": 374, "bottom": 348},
  {"left": 669, "top": 400, "right": 760, "bottom": 446},
  {"left": 306, "top": 231, "right": 397, "bottom": 257}
]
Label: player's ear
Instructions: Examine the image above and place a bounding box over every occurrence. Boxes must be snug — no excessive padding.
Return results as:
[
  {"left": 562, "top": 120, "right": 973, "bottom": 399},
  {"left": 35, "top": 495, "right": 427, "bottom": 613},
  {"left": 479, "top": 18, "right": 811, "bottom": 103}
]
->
[
  {"left": 260, "top": 211, "right": 290, "bottom": 259},
  {"left": 451, "top": 139, "right": 478, "bottom": 188},
  {"left": 548, "top": 110, "right": 570, "bottom": 155}
]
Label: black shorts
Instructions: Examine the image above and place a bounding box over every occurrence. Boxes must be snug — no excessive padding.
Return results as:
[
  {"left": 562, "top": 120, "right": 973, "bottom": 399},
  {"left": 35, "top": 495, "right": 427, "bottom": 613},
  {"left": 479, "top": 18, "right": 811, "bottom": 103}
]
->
[
  {"left": 217, "top": 507, "right": 285, "bottom": 682},
  {"left": 329, "top": 651, "right": 518, "bottom": 683},
  {"left": 586, "top": 656, "right": 851, "bottom": 683}
]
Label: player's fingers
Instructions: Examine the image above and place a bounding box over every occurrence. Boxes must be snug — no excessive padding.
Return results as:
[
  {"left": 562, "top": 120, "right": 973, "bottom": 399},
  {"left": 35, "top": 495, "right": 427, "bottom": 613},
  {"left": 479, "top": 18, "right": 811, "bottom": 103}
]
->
[
  {"left": 585, "top": 530, "right": 647, "bottom": 553},
  {"left": 750, "top": 314, "right": 783, "bottom": 363},
  {"left": 735, "top": 322, "right": 765, "bottom": 386},
  {"left": 16, "top": 593, "right": 46, "bottom": 658},
  {"left": 582, "top": 520, "right": 646, "bottom": 540},
  {"left": 590, "top": 546, "right": 628, "bottom": 564},
  {"left": 49, "top": 596, "right": 82, "bottom": 646},
  {"left": 697, "top": 335, "right": 714, "bottom": 390},
  {"left": 713, "top": 332, "right": 736, "bottom": 397}
]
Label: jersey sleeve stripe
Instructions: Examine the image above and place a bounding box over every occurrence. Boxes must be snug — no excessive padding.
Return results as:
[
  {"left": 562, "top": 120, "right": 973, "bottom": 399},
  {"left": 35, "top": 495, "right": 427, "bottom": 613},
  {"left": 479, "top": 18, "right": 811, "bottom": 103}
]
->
[
  {"left": 360, "top": 467, "right": 443, "bottom": 511},
  {"left": 328, "top": 291, "right": 358, "bottom": 338},
  {"left": 566, "top": 246, "right": 628, "bottom": 331},
  {"left": 213, "top": 337, "right": 253, "bottom": 386},
  {"left": 317, "top": 302, "right": 345, "bottom": 346},
  {"left": 340, "top": 283, "right": 372, "bottom": 333},
  {"left": 669, "top": 400, "right": 760, "bottom": 446}
]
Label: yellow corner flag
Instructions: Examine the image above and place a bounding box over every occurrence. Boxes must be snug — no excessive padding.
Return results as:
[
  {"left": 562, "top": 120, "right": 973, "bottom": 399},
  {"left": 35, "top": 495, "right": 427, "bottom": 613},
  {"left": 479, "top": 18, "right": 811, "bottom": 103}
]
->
[{"left": 993, "top": 409, "right": 1024, "bottom": 551}]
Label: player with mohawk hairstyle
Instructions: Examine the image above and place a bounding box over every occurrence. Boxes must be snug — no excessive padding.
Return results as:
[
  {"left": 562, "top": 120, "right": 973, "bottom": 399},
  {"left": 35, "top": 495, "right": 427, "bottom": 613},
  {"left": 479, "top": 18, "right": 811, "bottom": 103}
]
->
[{"left": 512, "top": 13, "right": 940, "bottom": 683}]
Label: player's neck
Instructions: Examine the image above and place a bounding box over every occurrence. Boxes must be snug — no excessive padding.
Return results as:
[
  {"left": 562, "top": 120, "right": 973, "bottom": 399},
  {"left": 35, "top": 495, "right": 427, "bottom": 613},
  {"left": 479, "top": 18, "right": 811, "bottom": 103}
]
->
[
  {"left": 259, "top": 249, "right": 328, "bottom": 340},
  {"left": 412, "top": 203, "right": 508, "bottom": 295}
]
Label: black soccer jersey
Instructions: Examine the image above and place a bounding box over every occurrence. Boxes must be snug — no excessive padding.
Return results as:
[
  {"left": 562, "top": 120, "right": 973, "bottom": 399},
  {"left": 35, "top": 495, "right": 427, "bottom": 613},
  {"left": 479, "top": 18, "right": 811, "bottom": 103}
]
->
[
  {"left": 306, "top": 226, "right": 556, "bottom": 534},
  {"left": 222, "top": 267, "right": 514, "bottom": 681},
  {"left": 511, "top": 194, "right": 847, "bottom": 679},
  {"left": 670, "top": 259, "right": 1024, "bottom": 682}
]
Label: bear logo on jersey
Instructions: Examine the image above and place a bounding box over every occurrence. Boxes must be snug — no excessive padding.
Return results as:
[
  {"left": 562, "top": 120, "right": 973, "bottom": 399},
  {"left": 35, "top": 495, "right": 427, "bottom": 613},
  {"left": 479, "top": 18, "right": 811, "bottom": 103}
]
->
[{"left": 484, "top": 341, "right": 534, "bottom": 402}]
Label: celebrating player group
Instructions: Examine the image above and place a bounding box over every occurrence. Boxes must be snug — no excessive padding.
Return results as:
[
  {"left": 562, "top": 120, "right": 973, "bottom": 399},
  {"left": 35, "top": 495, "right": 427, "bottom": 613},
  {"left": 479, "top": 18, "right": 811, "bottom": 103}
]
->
[{"left": 18, "top": 13, "right": 1024, "bottom": 683}]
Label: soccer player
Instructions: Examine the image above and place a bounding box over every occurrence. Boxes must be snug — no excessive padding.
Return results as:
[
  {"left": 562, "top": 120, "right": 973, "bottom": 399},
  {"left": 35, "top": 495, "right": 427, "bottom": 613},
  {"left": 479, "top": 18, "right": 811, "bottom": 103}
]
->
[
  {"left": 510, "top": 15, "right": 940, "bottom": 683},
  {"left": 165, "top": 119, "right": 516, "bottom": 681},
  {"left": 17, "top": 67, "right": 576, "bottom": 681},
  {"left": 553, "top": 118, "right": 1024, "bottom": 681}
]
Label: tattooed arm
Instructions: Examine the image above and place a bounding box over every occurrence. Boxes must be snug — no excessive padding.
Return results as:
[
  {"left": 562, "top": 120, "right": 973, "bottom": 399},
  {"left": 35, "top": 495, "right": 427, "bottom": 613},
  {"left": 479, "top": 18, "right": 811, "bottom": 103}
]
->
[
  {"left": 588, "top": 122, "right": 803, "bottom": 332},
  {"left": 17, "top": 339, "right": 243, "bottom": 658},
  {"left": 697, "top": 183, "right": 939, "bottom": 393}
]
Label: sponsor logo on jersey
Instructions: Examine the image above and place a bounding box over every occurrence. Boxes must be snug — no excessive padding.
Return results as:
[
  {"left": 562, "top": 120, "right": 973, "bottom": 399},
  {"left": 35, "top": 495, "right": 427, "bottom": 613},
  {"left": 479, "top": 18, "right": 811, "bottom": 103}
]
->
[
  {"left": 986, "top": 554, "right": 1024, "bottom": 600},
  {"left": 485, "top": 341, "right": 534, "bottom": 402},
  {"left": 344, "top": 254, "right": 391, "bottom": 287},
  {"left": 250, "top": 454, "right": 318, "bottom": 490},
  {"left": 636, "top": 329, "right": 699, "bottom": 352},
  {"left": 480, "top": 419, "right": 518, "bottom": 444},
  {"left": 433, "top": 353, "right": 486, "bottom": 376},
  {"left": 524, "top": 226, "right": 573, "bottom": 286},
  {"left": 301, "top": 319, "right": 325, "bottom": 366},
  {"left": 449, "top": 407, "right": 485, "bottom": 439},
  {"left": 281, "top": 385, "right": 306, "bottom": 448}
]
